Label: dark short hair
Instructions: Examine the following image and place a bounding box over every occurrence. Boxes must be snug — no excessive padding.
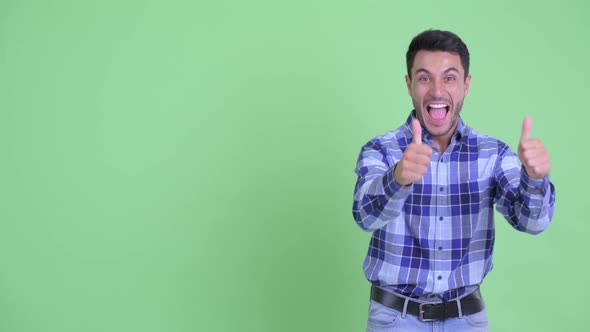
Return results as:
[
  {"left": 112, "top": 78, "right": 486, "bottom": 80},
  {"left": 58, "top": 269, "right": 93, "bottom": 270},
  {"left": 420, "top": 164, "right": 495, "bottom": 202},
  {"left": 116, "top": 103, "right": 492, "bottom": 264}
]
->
[{"left": 406, "top": 29, "right": 470, "bottom": 79}]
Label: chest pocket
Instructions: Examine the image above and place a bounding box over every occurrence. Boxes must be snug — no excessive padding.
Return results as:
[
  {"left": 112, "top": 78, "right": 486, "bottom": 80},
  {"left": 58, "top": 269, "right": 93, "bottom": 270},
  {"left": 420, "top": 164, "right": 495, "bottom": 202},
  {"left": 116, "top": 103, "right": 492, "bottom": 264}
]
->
[{"left": 452, "top": 163, "right": 496, "bottom": 220}]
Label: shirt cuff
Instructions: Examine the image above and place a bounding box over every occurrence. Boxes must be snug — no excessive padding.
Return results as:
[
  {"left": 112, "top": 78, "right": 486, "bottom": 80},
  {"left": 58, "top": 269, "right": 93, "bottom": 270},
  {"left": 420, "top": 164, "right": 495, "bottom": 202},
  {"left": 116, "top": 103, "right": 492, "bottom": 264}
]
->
[
  {"left": 520, "top": 168, "right": 549, "bottom": 196},
  {"left": 382, "top": 165, "right": 413, "bottom": 198}
]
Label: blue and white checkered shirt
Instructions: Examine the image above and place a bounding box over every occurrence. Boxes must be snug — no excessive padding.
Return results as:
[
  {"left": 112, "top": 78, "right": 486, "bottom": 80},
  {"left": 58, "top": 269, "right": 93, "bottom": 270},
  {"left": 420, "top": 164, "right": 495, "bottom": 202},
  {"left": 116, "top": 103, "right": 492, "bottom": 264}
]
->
[{"left": 352, "top": 113, "right": 555, "bottom": 300}]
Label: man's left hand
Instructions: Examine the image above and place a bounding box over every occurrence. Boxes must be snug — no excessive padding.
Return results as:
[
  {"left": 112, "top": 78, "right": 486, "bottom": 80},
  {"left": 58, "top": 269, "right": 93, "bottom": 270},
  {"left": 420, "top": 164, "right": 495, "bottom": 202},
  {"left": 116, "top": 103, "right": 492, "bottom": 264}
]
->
[{"left": 518, "top": 116, "right": 551, "bottom": 179}]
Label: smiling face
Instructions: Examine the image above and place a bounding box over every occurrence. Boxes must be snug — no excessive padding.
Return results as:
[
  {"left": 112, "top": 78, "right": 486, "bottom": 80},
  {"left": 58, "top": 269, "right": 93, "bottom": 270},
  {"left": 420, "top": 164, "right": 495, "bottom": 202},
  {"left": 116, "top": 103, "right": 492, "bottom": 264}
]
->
[{"left": 405, "top": 50, "right": 471, "bottom": 151}]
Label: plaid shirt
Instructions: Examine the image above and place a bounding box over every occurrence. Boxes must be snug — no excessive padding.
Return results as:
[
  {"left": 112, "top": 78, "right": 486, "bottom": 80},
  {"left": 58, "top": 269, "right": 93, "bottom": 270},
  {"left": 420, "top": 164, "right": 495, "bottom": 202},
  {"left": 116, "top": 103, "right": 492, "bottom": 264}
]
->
[{"left": 352, "top": 113, "right": 555, "bottom": 300}]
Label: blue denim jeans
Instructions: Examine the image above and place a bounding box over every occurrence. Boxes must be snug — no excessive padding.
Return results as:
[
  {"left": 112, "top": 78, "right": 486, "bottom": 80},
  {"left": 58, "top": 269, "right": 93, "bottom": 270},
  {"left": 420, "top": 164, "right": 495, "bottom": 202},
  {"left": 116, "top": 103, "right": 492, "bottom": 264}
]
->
[{"left": 366, "top": 298, "right": 489, "bottom": 332}]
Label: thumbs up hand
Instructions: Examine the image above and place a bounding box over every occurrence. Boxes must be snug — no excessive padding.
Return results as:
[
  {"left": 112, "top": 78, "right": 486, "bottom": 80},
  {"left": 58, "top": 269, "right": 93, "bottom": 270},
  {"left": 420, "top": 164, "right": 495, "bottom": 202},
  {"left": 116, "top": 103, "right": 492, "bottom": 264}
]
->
[
  {"left": 394, "top": 119, "right": 433, "bottom": 186},
  {"left": 518, "top": 116, "right": 551, "bottom": 179}
]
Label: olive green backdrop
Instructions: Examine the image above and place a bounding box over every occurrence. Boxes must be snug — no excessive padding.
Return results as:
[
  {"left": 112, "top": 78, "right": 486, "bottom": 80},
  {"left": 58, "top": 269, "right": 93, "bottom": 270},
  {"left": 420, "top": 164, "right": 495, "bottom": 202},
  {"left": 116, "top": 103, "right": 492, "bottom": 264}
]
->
[{"left": 0, "top": 0, "right": 586, "bottom": 331}]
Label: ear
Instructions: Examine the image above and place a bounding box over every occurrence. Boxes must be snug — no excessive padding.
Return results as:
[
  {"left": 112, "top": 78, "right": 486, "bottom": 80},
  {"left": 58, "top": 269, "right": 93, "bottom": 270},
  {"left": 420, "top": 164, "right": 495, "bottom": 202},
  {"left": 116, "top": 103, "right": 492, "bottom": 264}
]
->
[
  {"left": 405, "top": 75, "right": 412, "bottom": 96},
  {"left": 464, "top": 75, "right": 472, "bottom": 95}
]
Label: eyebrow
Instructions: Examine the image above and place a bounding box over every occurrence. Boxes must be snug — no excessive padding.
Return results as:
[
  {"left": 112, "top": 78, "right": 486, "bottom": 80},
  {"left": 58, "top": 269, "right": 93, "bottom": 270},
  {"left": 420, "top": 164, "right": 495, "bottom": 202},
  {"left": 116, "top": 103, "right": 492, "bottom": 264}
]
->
[
  {"left": 414, "top": 67, "right": 461, "bottom": 75},
  {"left": 444, "top": 67, "right": 460, "bottom": 74},
  {"left": 414, "top": 68, "right": 431, "bottom": 76}
]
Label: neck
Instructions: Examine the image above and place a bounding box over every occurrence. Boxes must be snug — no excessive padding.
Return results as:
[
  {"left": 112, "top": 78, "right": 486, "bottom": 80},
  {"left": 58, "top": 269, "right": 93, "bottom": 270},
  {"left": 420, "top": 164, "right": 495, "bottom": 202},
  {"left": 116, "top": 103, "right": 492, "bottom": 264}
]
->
[
  {"left": 431, "top": 120, "right": 460, "bottom": 153},
  {"left": 433, "top": 137, "right": 451, "bottom": 153}
]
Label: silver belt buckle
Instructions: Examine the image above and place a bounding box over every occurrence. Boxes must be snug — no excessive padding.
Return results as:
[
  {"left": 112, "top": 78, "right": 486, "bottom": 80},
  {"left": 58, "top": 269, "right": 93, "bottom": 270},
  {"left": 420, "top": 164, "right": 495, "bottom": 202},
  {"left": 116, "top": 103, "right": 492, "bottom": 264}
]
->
[{"left": 418, "top": 303, "right": 436, "bottom": 322}]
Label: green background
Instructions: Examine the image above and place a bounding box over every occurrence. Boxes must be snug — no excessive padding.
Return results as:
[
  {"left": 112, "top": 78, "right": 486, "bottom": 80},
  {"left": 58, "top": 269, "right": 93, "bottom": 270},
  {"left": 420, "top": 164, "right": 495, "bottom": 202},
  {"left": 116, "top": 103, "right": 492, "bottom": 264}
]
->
[{"left": 0, "top": 0, "right": 586, "bottom": 331}]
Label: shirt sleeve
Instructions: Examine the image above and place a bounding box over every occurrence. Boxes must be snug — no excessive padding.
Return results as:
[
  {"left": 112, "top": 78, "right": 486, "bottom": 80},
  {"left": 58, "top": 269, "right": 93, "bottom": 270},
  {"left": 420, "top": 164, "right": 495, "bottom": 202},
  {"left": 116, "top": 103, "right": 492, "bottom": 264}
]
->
[
  {"left": 494, "top": 145, "right": 555, "bottom": 234},
  {"left": 352, "top": 139, "right": 413, "bottom": 232}
]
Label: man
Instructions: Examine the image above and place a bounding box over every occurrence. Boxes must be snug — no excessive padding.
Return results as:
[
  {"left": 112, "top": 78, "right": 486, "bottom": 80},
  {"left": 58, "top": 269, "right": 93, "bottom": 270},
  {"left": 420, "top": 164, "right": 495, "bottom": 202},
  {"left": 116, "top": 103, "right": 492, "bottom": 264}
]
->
[{"left": 352, "top": 29, "right": 555, "bottom": 331}]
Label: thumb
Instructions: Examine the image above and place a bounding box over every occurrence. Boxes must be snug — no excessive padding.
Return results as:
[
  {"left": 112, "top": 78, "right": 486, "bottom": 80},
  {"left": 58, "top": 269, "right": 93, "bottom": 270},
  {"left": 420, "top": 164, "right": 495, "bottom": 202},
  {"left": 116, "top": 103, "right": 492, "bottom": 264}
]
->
[
  {"left": 412, "top": 119, "right": 422, "bottom": 144},
  {"left": 521, "top": 116, "right": 532, "bottom": 142}
]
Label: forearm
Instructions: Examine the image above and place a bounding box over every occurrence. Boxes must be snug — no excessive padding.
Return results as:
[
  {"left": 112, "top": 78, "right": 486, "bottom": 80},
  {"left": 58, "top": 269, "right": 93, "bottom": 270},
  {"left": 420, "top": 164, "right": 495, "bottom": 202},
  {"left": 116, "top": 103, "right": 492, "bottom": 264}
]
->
[
  {"left": 353, "top": 165, "right": 412, "bottom": 232},
  {"left": 497, "top": 168, "right": 555, "bottom": 234}
]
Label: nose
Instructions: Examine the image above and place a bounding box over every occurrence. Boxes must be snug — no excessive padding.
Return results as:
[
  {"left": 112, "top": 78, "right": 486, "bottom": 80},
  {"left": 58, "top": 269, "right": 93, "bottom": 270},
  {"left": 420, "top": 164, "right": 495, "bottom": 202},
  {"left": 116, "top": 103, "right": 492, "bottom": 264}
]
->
[{"left": 430, "top": 79, "right": 444, "bottom": 98}]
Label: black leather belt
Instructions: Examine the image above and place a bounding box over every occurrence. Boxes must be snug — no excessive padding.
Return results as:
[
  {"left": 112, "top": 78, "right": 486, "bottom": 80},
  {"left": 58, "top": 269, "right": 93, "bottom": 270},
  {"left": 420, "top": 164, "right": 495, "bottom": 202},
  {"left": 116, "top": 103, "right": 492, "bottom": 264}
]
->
[{"left": 370, "top": 286, "right": 485, "bottom": 322}]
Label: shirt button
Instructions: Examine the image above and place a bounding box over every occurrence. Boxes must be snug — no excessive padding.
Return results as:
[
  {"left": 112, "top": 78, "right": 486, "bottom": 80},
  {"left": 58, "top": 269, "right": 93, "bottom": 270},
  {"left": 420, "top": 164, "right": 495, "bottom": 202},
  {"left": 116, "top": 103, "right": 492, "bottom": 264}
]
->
[
  {"left": 439, "top": 187, "right": 444, "bottom": 192},
  {"left": 437, "top": 276, "right": 442, "bottom": 280},
  {"left": 439, "top": 216, "right": 443, "bottom": 221},
  {"left": 438, "top": 246, "right": 443, "bottom": 251}
]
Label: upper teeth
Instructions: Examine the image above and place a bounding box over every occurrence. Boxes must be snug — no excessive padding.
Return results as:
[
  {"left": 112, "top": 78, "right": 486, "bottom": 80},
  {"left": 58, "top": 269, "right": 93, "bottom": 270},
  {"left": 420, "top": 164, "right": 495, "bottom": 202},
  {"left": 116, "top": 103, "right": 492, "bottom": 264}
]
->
[{"left": 429, "top": 104, "right": 447, "bottom": 108}]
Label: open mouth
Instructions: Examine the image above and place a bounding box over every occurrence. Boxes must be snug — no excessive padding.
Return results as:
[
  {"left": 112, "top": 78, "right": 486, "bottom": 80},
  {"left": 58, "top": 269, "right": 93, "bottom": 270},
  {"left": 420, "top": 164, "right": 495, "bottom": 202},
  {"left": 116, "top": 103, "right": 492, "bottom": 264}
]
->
[{"left": 426, "top": 103, "right": 449, "bottom": 122}]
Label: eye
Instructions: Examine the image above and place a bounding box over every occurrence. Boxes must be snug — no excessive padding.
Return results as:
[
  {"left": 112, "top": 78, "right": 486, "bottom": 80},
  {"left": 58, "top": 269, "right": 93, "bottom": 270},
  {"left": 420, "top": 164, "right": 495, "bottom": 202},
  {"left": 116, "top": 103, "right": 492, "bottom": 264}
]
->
[
  {"left": 444, "top": 76, "right": 456, "bottom": 82},
  {"left": 418, "top": 76, "right": 430, "bottom": 82}
]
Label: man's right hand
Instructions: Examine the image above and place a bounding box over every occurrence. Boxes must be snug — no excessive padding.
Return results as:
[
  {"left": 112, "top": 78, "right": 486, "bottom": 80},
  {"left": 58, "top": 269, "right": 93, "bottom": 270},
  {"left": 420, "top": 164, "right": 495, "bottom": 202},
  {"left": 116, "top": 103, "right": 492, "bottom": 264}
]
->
[{"left": 393, "top": 119, "right": 433, "bottom": 186}]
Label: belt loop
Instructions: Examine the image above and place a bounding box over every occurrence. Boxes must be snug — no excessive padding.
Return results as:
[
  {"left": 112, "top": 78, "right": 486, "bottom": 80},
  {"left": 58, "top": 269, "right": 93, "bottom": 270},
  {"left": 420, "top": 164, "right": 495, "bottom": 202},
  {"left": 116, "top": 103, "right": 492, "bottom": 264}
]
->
[
  {"left": 401, "top": 297, "right": 409, "bottom": 318},
  {"left": 456, "top": 298, "right": 463, "bottom": 318}
]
